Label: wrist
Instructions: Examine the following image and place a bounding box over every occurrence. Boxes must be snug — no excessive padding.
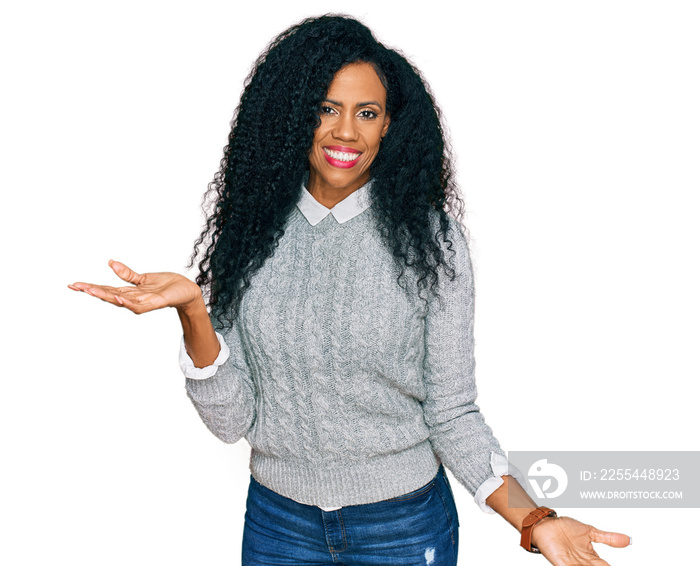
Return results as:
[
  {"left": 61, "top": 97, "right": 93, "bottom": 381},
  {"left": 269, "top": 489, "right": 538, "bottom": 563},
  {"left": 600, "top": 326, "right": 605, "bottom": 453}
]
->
[
  {"left": 176, "top": 290, "right": 206, "bottom": 319},
  {"left": 530, "top": 515, "right": 557, "bottom": 549},
  {"left": 520, "top": 506, "right": 557, "bottom": 553},
  {"left": 177, "top": 292, "right": 220, "bottom": 369}
]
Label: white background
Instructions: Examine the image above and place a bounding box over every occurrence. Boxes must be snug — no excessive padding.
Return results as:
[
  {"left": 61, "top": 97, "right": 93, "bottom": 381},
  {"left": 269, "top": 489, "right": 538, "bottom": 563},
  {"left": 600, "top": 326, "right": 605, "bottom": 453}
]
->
[{"left": 2, "top": 1, "right": 698, "bottom": 564}]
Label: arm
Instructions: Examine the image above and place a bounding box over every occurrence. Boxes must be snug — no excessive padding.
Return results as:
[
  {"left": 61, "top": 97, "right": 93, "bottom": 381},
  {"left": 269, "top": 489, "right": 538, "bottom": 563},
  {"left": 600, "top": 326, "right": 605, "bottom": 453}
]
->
[
  {"left": 70, "top": 259, "right": 221, "bottom": 366},
  {"left": 177, "top": 295, "right": 221, "bottom": 368},
  {"left": 422, "top": 226, "right": 631, "bottom": 563},
  {"left": 421, "top": 221, "right": 507, "bottom": 495},
  {"left": 487, "top": 476, "right": 631, "bottom": 564},
  {"left": 485, "top": 474, "right": 541, "bottom": 531},
  {"left": 183, "top": 313, "right": 256, "bottom": 444},
  {"left": 70, "top": 260, "right": 256, "bottom": 443}
]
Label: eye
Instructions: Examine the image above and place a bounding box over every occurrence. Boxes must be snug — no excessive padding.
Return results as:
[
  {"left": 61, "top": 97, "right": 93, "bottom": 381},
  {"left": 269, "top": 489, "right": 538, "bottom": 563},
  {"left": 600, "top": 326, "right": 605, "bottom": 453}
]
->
[
  {"left": 357, "top": 109, "right": 378, "bottom": 120},
  {"left": 319, "top": 105, "right": 337, "bottom": 116}
]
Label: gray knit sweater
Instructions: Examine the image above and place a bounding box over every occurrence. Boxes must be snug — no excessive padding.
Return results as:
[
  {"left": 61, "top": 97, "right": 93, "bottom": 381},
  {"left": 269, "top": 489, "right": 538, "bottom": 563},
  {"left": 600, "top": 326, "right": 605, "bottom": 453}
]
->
[{"left": 185, "top": 191, "right": 505, "bottom": 508}]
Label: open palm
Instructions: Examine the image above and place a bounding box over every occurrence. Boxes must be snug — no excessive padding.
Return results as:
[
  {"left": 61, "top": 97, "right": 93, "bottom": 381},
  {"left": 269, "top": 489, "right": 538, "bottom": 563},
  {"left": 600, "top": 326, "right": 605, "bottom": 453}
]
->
[
  {"left": 69, "top": 260, "right": 202, "bottom": 314},
  {"left": 532, "top": 516, "right": 631, "bottom": 566}
]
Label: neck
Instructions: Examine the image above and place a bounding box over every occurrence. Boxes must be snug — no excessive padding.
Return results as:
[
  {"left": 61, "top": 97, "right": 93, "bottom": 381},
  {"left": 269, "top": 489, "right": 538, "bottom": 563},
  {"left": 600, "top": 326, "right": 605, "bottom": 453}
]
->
[{"left": 306, "top": 173, "right": 370, "bottom": 208}]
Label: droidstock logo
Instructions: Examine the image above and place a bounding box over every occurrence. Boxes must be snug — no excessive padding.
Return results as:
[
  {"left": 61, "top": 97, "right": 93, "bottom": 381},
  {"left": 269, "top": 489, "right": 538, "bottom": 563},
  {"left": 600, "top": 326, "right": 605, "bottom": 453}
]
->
[{"left": 527, "top": 459, "right": 568, "bottom": 499}]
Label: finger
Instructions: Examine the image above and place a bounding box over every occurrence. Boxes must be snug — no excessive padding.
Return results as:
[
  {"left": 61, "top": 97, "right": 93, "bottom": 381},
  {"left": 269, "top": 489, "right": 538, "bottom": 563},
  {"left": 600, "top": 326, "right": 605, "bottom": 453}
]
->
[
  {"left": 69, "top": 282, "right": 115, "bottom": 297},
  {"left": 110, "top": 287, "right": 165, "bottom": 312},
  {"left": 113, "top": 292, "right": 162, "bottom": 314},
  {"left": 590, "top": 528, "right": 632, "bottom": 548},
  {"left": 69, "top": 282, "right": 96, "bottom": 292},
  {"left": 69, "top": 281, "right": 152, "bottom": 313},
  {"left": 82, "top": 285, "right": 120, "bottom": 302},
  {"left": 109, "top": 259, "right": 144, "bottom": 286},
  {"left": 67, "top": 284, "right": 121, "bottom": 308},
  {"left": 106, "top": 290, "right": 144, "bottom": 312}
]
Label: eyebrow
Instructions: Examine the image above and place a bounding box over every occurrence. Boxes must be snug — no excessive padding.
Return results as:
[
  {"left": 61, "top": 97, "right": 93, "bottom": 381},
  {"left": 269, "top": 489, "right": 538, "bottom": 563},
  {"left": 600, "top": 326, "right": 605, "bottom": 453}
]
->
[{"left": 324, "top": 98, "right": 384, "bottom": 111}]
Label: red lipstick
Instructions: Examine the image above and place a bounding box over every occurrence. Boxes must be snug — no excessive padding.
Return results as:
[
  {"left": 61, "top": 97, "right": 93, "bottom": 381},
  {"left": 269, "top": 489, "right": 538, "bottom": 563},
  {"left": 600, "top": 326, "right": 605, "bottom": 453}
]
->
[
  {"left": 325, "top": 145, "right": 360, "bottom": 153},
  {"left": 322, "top": 146, "right": 362, "bottom": 169}
]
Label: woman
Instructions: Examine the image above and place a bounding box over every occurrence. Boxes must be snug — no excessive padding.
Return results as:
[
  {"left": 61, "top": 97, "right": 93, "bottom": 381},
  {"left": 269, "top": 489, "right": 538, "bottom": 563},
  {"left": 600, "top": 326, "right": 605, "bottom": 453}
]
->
[{"left": 69, "top": 14, "right": 630, "bottom": 565}]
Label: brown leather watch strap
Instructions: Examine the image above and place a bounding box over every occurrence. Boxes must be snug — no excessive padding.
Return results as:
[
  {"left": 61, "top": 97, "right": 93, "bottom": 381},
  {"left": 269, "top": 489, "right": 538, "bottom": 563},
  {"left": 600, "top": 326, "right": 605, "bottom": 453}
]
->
[{"left": 520, "top": 506, "right": 557, "bottom": 553}]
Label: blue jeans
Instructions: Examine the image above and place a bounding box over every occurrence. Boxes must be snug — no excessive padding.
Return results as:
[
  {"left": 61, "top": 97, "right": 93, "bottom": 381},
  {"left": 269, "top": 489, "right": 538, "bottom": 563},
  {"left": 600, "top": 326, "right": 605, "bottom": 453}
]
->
[{"left": 242, "top": 465, "right": 459, "bottom": 565}]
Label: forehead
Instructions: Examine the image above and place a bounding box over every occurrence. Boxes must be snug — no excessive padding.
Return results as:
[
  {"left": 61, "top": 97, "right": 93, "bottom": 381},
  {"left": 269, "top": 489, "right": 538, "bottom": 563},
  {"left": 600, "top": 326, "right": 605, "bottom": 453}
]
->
[{"left": 326, "top": 62, "right": 387, "bottom": 102}]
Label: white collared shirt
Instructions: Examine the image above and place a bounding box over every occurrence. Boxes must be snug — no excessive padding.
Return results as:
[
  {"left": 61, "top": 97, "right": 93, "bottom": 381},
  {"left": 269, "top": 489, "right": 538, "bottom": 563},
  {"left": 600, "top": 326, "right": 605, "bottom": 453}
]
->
[{"left": 296, "top": 180, "right": 372, "bottom": 225}]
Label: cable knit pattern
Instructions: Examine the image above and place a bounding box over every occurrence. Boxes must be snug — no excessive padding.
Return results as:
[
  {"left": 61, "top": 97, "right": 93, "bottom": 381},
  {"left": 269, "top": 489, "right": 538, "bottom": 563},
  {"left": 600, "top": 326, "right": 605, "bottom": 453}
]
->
[{"left": 186, "top": 201, "right": 505, "bottom": 507}]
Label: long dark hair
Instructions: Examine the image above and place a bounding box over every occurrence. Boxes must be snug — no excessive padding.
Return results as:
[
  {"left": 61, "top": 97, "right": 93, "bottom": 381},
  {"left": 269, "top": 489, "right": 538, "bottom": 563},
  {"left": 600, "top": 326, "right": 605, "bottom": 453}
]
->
[{"left": 189, "top": 15, "right": 465, "bottom": 327}]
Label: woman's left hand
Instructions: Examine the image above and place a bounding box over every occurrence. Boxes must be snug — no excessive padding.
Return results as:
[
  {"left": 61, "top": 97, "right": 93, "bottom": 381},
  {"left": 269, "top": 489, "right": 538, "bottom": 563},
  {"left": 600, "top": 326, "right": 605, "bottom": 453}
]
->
[{"left": 531, "top": 515, "right": 631, "bottom": 565}]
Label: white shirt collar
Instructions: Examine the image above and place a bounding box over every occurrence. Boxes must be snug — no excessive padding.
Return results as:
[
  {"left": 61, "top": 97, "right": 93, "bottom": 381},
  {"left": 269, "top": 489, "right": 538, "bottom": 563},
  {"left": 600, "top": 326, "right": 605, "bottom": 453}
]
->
[{"left": 297, "top": 180, "right": 372, "bottom": 226}]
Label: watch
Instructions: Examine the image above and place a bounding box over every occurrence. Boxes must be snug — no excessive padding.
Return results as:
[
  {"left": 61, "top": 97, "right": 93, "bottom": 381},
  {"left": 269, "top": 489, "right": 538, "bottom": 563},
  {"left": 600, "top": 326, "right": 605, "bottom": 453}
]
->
[{"left": 520, "top": 506, "right": 557, "bottom": 553}]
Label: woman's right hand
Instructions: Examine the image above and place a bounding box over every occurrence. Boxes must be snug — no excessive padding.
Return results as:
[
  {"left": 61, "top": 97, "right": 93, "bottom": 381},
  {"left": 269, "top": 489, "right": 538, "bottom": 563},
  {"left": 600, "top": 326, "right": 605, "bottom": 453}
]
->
[
  {"left": 71, "top": 260, "right": 221, "bottom": 368},
  {"left": 68, "top": 260, "right": 203, "bottom": 315}
]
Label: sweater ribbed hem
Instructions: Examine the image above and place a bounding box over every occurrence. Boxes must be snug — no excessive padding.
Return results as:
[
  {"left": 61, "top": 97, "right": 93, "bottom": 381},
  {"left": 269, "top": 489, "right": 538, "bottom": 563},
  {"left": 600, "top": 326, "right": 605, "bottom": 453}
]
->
[{"left": 250, "top": 441, "right": 440, "bottom": 508}]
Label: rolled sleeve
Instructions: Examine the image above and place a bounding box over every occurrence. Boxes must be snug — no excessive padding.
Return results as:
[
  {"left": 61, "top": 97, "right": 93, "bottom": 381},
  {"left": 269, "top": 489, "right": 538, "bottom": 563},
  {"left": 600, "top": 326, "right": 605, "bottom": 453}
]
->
[
  {"left": 473, "top": 452, "right": 528, "bottom": 513},
  {"left": 178, "top": 331, "right": 230, "bottom": 380}
]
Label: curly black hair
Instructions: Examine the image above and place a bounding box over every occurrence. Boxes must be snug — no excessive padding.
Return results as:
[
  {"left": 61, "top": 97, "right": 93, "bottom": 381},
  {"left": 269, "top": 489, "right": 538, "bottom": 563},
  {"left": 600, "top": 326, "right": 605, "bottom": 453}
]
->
[{"left": 190, "top": 14, "right": 465, "bottom": 326}]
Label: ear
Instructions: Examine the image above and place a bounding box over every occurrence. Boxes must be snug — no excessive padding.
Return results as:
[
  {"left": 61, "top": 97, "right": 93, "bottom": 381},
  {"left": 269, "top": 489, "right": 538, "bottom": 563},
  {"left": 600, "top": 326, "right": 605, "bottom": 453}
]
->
[{"left": 381, "top": 114, "right": 391, "bottom": 138}]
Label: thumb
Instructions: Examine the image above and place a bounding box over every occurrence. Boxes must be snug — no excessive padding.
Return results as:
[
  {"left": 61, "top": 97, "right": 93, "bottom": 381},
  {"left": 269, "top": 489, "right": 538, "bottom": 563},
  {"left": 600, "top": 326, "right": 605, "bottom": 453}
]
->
[
  {"left": 109, "top": 259, "right": 144, "bottom": 285},
  {"left": 590, "top": 528, "right": 632, "bottom": 548}
]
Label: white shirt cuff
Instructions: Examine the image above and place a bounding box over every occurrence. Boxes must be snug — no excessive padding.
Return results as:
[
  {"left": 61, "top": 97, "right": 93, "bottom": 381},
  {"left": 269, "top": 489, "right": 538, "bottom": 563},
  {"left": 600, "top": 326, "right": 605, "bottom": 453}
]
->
[
  {"left": 473, "top": 452, "right": 527, "bottom": 513},
  {"left": 179, "top": 332, "right": 230, "bottom": 380}
]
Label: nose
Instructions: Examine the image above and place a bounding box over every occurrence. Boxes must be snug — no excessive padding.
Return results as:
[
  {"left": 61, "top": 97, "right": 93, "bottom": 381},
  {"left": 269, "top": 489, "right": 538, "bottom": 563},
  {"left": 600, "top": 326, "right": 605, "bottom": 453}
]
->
[{"left": 332, "top": 112, "right": 358, "bottom": 141}]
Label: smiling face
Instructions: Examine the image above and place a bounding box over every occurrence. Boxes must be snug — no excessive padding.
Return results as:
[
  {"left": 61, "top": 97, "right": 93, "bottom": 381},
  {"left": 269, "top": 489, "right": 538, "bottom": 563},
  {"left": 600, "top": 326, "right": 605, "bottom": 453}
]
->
[{"left": 307, "top": 62, "right": 391, "bottom": 207}]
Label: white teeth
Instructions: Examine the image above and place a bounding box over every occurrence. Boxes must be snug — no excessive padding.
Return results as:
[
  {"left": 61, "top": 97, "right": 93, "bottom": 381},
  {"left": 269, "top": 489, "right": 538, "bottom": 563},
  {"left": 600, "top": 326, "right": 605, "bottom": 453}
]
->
[{"left": 324, "top": 148, "right": 361, "bottom": 162}]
